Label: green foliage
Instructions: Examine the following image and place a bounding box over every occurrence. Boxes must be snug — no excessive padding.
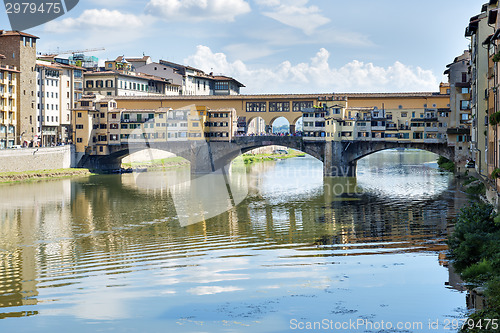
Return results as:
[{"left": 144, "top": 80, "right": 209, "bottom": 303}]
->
[
  {"left": 448, "top": 203, "right": 500, "bottom": 332},
  {"left": 437, "top": 156, "right": 455, "bottom": 172},
  {"left": 490, "top": 112, "right": 500, "bottom": 126},
  {"left": 485, "top": 276, "right": 500, "bottom": 310},
  {"left": 464, "top": 176, "right": 479, "bottom": 186},
  {"left": 491, "top": 168, "right": 500, "bottom": 179},
  {"left": 465, "top": 182, "right": 486, "bottom": 195},
  {"left": 448, "top": 202, "right": 496, "bottom": 273},
  {"left": 460, "top": 308, "right": 500, "bottom": 333},
  {"left": 493, "top": 52, "right": 500, "bottom": 63},
  {"left": 461, "top": 259, "right": 494, "bottom": 284}
]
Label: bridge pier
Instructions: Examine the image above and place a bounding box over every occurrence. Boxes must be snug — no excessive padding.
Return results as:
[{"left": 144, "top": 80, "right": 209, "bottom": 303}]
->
[
  {"left": 323, "top": 141, "right": 357, "bottom": 177},
  {"left": 79, "top": 155, "right": 122, "bottom": 172}
]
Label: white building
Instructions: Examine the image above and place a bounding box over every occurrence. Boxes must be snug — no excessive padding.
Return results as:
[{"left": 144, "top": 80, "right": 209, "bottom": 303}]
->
[
  {"left": 36, "top": 61, "right": 61, "bottom": 146},
  {"left": 84, "top": 70, "right": 177, "bottom": 97}
]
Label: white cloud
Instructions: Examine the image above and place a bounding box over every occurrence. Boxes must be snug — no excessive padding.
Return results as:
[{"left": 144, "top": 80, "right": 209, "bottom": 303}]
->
[
  {"left": 45, "top": 9, "right": 147, "bottom": 32},
  {"left": 145, "top": 0, "right": 251, "bottom": 22},
  {"left": 184, "top": 45, "right": 439, "bottom": 94},
  {"left": 43, "top": 9, "right": 155, "bottom": 52},
  {"left": 256, "top": 0, "right": 330, "bottom": 34}
]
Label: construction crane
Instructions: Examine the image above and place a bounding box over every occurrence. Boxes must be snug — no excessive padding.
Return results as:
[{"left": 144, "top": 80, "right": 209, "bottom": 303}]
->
[{"left": 40, "top": 47, "right": 105, "bottom": 56}]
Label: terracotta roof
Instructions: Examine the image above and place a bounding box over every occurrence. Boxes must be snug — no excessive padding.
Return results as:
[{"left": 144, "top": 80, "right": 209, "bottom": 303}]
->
[
  {"left": 212, "top": 75, "right": 245, "bottom": 87},
  {"left": 159, "top": 60, "right": 204, "bottom": 74},
  {"left": 86, "top": 70, "right": 174, "bottom": 83},
  {"left": 36, "top": 62, "right": 63, "bottom": 70},
  {"left": 114, "top": 92, "right": 447, "bottom": 101},
  {"left": 125, "top": 56, "right": 151, "bottom": 62},
  {"left": 0, "top": 30, "right": 39, "bottom": 39}
]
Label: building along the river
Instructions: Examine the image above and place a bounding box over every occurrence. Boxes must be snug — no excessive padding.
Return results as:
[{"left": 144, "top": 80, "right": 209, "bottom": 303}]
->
[
  {"left": 71, "top": 94, "right": 241, "bottom": 155},
  {"left": 0, "top": 54, "right": 19, "bottom": 148},
  {"left": 466, "top": 7, "right": 490, "bottom": 177},
  {"left": 302, "top": 92, "right": 450, "bottom": 145},
  {"left": 444, "top": 50, "right": 472, "bottom": 164},
  {"left": 0, "top": 30, "right": 38, "bottom": 145},
  {"left": 479, "top": 1, "right": 500, "bottom": 194}
]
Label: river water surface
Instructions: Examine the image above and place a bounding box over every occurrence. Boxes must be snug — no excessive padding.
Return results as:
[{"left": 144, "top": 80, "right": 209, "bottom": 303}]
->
[{"left": 0, "top": 150, "right": 470, "bottom": 332}]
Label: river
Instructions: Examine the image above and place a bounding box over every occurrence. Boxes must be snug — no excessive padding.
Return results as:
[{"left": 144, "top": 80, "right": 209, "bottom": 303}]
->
[{"left": 0, "top": 150, "right": 470, "bottom": 332}]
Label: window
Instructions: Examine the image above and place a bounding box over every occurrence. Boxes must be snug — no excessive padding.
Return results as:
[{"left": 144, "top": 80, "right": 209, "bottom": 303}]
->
[
  {"left": 112, "top": 114, "right": 117, "bottom": 119},
  {"left": 77, "top": 138, "right": 82, "bottom": 143},
  {"left": 86, "top": 81, "right": 94, "bottom": 88},
  {"left": 461, "top": 87, "right": 470, "bottom": 94},
  {"left": 269, "top": 102, "right": 290, "bottom": 112},
  {"left": 76, "top": 124, "right": 84, "bottom": 129},
  {"left": 77, "top": 112, "right": 82, "bottom": 118},
  {"left": 106, "top": 80, "right": 114, "bottom": 88},
  {"left": 246, "top": 102, "right": 266, "bottom": 112},
  {"left": 96, "top": 80, "right": 103, "bottom": 88},
  {"left": 460, "top": 100, "right": 471, "bottom": 110},
  {"left": 215, "top": 82, "right": 229, "bottom": 90},
  {"left": 398, "top": 105, "right": 403, "bottom": 109},
  {"left": 292, "top": 101, "right": 313, "bottom": 112}
]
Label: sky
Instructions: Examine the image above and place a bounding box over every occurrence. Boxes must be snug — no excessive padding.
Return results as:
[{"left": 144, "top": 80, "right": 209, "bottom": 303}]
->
[{"left": 0, "top": 0, "right": 489, "bottom": 94}]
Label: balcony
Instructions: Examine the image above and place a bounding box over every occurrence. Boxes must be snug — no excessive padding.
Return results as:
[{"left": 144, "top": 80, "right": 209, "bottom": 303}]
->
[
  {"left": 447, "top": 127, "right": 470, "bottom": 135},
  {"left": 424, "top": 127, "right": 439, "bottom": 132}
]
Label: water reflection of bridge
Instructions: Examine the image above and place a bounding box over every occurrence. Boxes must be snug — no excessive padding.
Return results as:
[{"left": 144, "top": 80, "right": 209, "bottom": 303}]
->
[{"left": 0, "top": 163, "right": 466, "bottom": 319}]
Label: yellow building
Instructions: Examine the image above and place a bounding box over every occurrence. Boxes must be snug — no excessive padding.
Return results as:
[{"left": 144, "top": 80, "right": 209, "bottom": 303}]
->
[
  {"left": 72, "top": 95, "right": 119, "bottom": 155},
  {"left": 72, "top": 94, "right": 239, "bottom": 155},
  {"left": 0, "top": 54, "right": 18, "bottom": 148},
  {"left": 204, "top": 108, "right": 238, "bottom": 141}
]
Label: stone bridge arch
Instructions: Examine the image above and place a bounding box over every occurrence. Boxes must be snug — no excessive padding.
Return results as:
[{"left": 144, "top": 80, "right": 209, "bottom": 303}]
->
[
  {"left": 210, "top": 136, "right": 325, "bottom": 171},
  {"left": 344, "top": 141, "right": 454, "bottom": 163},
  {"left": 323, "top": 141, "right": 455, "bottom": 177}
]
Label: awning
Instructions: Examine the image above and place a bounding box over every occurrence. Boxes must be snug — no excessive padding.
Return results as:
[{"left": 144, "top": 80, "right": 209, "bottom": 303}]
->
[
  {"left": 492, "top": 28, "right": 500, "bottom": 40},
  {"left": 483, "top": 34, "right": 494, "bottom": 45}
]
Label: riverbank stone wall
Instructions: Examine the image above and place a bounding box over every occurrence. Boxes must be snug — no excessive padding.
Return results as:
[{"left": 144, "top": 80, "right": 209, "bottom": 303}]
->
[{"left": 0, "top": 145, "right": 76, "bottom": 173}]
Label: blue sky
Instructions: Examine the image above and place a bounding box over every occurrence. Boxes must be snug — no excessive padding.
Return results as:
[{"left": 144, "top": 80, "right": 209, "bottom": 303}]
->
[{"left": 0, "top": 0, "right": 487, "bottom": 94}]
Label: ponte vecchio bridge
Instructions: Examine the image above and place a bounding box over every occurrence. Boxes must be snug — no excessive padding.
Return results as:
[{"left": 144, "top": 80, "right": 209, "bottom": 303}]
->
[{"left": 76, "top": 90, "right": 460, "bottom": 176}]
